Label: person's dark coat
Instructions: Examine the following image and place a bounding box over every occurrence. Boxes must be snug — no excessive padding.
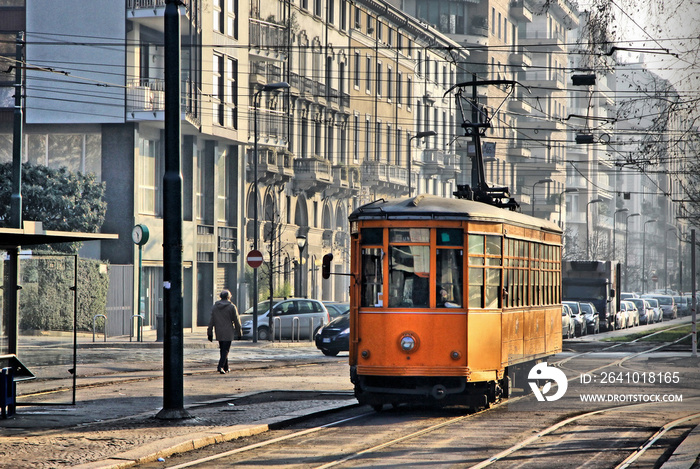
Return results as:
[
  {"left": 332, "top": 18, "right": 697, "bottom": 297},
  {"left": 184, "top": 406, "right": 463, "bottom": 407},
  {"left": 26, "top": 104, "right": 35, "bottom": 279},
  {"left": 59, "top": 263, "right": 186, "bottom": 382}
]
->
[{"left": 207, "top": 300, "right": 242, "bottom": 341}]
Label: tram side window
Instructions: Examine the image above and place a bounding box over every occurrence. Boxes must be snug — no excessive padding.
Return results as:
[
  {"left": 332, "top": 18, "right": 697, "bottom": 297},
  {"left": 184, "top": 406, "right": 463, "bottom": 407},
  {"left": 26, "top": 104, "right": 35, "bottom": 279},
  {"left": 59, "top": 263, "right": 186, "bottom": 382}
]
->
[
  {"left": 468, "top": 234, "right": 502, "bottom": 309},
  {"left": 361, "top": 248, "right": 384, "bottom": 307},
  {"left": 388, "top": 244, "right": 431, "bottom": 307}
]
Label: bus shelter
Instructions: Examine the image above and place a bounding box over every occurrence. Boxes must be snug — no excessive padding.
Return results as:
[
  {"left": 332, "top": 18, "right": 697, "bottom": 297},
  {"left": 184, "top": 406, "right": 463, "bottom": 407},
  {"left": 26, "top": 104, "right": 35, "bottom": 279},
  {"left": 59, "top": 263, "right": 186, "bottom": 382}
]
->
[{"left": 0, "top": 222, "right": 117, "bottom": 406}]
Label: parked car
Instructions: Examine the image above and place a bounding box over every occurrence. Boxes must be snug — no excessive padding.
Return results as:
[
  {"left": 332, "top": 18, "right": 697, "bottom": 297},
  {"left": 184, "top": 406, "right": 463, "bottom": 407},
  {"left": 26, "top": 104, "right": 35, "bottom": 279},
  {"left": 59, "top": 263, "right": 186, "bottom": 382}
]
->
[
  {"left": 643, "top": 294, "right": 677, "bottom": 320},
  {"left": 563, "top": 301, "right": 587, "bottom": 337},
  {"left": 673, "top": 296, "right": 689, "bottom": 316},
  {"left": 683, "top": 296, "right": 694, "bottom": 316},
  {"left": 621, "top": 300, "right": 639, "bottom": 327},
  {"left": 314, "top": 312, "right": 350, "bottom": 356},
  {"left": 578, "top": 302, "right": 600, "bottom": 334},
  {"left": 561, "top": 303, "right": 575, "bottom": 339},
  {"left": 241, "top": 299, "right": 330, "bottom": 341},
  {"left": 614, "top": 301, "right": 629, "bottom": 329},
  {"left": 630, "top": 298, "right": 653, "bottom": 325},
  {"left": 643, "top": 298, "right": 663, "bottom": 323},
  {"left": 240, "top": 298, "right": 286, "bottom": 320},
  {"left": 322, "top": 301, "right": 350, "bottom": 318}
]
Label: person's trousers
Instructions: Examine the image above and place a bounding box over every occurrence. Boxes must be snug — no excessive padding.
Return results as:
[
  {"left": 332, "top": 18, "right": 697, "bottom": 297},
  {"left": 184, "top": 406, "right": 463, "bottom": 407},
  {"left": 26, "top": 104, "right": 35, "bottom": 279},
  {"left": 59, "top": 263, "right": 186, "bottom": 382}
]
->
[{"left": 217, "top": 341, "right": 232, "bottom": 372}]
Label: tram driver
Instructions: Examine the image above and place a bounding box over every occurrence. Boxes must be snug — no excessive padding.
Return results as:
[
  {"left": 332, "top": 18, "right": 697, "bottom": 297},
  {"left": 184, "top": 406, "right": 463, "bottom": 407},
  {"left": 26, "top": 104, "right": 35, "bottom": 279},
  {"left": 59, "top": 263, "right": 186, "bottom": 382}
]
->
[{"left": 438, "top": 288, "right": 459, "bottom": 308}]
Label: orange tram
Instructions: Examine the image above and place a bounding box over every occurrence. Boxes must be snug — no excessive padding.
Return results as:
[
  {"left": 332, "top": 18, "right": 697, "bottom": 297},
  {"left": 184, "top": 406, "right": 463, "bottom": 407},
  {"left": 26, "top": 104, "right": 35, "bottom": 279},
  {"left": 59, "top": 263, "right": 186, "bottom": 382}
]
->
[{"left": 348, "top": 194, "right": 563, "bottom": 410}]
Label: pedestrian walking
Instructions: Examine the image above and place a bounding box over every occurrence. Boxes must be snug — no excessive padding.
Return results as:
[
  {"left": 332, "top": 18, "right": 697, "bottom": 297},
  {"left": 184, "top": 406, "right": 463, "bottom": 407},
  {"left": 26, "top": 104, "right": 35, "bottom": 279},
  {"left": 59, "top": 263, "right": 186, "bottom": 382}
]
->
[{"left": 207, "top": 289, "right": 243, "bottom": 374}]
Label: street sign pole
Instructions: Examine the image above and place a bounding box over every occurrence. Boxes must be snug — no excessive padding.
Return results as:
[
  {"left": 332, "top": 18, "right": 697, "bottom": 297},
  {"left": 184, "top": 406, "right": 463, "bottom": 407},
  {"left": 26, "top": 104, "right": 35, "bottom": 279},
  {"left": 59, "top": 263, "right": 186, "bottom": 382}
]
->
[{"left": 247, "top": 249, "right": 264, "bottom": 343}]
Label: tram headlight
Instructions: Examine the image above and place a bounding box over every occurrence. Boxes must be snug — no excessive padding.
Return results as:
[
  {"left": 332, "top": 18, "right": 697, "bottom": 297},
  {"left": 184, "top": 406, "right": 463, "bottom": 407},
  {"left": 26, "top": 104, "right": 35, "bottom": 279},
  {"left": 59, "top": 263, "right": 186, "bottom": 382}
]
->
[{"left": 398, "top": 332, "right": 419, "bottom": 354}]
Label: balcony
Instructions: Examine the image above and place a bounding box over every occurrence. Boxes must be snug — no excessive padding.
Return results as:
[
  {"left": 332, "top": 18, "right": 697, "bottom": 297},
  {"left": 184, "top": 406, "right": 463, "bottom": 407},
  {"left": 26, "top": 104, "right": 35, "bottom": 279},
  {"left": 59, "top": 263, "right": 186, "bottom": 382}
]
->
[
  {"left": 418, "top": 149, "right": 447, "bottom": 176},
  {"left": 248, "top": 108, "right": 288, "bottom": 147},
  {"left": 249, "top": 62, "right": 282, "bottom": 86},
  {"left": 520, "top": 30, "right": 566, "bottom": 52},
  {"left": 277, "top": 150, "right": 295, "bottom": 180},
  {"left": 508, "top": 94, "right": 531, "bottom": 114},
  {"left": 508, "top": 46, "right": 533, "bottom": 69},
  {"left": 507, "top": 140, "right": 532, "bottom": 159},
  {"left": 441, "top": 153, "right": 461, "bottom": 180},
  {"left": 293, "top": 157, "right": 332, "bottom": 193},
  {"left": 328, "top": 165, "right": 360, "bottom": 197},
  {"left": 530, "top": 118, "right": 566, "bottom": 133},
  {"left": 126, "top": 79, "right": 164, "bottom": 112},
  {"left": 249, "top": 18, "right": 288, "bottom": 61},
  {"left": 126, "top": 78, "right": 200, "bottom": 126},
  {"left": 362, "top": 161, "right": 408, "bottom": 194},
  {"left": 246, "top": 148, "right": 280, "bottom": 184},
  {"left": 521, "top": 70, "right": 566, "bottom": 93},
  {"left": 510, "top": 0, "right": 533, "bottom": 22},
  {"left": 126, "top": 0, "right": 194, "bottom": 32}
]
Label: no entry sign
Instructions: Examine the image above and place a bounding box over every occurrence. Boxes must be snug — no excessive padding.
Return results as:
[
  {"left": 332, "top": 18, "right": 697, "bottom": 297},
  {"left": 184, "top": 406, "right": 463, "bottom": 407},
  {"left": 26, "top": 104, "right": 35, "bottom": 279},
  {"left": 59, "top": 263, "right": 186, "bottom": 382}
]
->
[{"left": 246, "top": 249, "right": 264, "bottom": 268}]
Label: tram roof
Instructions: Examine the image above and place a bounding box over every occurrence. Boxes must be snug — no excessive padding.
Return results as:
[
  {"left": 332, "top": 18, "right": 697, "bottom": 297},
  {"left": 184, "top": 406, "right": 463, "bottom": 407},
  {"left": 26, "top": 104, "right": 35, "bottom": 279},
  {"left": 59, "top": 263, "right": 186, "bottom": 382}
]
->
[{"left": 350, "top": 195, "right": 562, "bottom": 234}]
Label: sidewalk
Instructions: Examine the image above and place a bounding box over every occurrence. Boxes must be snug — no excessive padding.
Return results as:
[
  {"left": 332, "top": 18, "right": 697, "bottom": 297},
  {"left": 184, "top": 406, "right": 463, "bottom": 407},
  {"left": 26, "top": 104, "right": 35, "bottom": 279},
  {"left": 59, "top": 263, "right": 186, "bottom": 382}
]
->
[{"left": 1, "top": 330, "right": 357, "bottom": 469}]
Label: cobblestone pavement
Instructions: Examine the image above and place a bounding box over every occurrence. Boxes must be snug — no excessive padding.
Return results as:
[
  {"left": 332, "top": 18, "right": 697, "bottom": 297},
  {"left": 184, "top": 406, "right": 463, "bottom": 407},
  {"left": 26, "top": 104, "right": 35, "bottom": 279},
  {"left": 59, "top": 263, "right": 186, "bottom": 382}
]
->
[{"left": 1, "top": 333, "right": 355, "bottom": 468}]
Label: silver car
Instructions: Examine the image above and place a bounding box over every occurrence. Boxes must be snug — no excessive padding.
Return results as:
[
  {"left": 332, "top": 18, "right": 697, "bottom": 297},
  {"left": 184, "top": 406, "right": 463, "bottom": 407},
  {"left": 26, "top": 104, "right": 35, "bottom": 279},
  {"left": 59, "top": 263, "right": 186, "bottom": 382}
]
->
[
  {"left": 642, "top": 297, "right": 663, "bottom": 323},
  {"left": 642, "top": 294, "right": 676, "bottom": 320},
  {"left": 241, "top": 299, "right": 330, "bottom": 340},
  {"left": 630, "top": 298, "right": 653, "bottom": 325}
]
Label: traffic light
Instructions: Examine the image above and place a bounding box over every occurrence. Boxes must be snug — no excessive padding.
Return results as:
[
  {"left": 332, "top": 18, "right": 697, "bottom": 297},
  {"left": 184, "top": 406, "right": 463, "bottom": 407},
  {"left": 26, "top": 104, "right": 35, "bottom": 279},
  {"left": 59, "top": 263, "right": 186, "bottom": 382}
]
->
[{"left": 322, "top": 253, "right": 333, "bottom": 279}]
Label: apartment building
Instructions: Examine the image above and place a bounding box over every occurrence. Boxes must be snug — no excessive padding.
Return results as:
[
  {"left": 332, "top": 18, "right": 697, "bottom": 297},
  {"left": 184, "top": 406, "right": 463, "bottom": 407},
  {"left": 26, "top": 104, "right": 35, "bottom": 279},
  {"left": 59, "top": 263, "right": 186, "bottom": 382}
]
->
[
  {"left": 394, "top": 0, "right": 576, "bottom": 213},
  {"left": 251, "top": 0, "right": 466, "bottom": 303}
]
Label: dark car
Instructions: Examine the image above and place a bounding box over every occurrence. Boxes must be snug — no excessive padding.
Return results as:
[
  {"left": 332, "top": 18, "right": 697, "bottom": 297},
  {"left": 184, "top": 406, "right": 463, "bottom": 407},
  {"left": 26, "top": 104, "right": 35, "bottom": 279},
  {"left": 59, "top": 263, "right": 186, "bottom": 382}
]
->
[
  {"left": 578, "top": 302, "right": 600, "bottom": 334},
  {"left": 322, "top": 301, "right": 350, "bottom": 318},
  {"left": 314, "top": 312, "right": 349, "bottom": 356},
  {"left": 563, "top": 301, "right": 587, "bottom": 337}
]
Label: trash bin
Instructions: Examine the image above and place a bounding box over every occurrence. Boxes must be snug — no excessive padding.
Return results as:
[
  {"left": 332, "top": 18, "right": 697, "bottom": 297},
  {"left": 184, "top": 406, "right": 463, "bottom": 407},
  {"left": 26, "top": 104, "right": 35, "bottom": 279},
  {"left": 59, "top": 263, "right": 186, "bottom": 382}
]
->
[
  {"left": 156, "top": 313, "right": 164, "bottom": 342},
  {"left": 1, "top": 367, "right": 16, "bottom": 418}
]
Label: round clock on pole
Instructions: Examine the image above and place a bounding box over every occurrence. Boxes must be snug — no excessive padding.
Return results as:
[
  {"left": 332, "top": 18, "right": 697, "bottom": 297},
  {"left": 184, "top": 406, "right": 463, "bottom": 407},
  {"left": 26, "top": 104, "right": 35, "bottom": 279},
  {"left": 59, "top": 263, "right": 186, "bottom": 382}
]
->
[{"left": 132, "top": 224, "right": 150, "bottom": 246}]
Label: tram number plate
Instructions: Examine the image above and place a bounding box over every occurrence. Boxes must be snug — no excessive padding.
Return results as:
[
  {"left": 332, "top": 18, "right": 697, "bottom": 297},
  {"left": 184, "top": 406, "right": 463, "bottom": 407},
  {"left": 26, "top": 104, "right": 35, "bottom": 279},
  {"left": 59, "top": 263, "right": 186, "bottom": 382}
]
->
[{"left": 323, "top": 338, "right": 331, "bottom": 343}]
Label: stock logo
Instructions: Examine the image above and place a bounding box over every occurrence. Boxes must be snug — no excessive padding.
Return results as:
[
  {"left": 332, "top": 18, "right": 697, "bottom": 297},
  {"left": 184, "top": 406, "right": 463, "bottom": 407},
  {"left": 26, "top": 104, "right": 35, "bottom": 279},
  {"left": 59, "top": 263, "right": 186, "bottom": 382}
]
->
[{"left": 528, "top": 362, "right": 568, "bottom": 402}]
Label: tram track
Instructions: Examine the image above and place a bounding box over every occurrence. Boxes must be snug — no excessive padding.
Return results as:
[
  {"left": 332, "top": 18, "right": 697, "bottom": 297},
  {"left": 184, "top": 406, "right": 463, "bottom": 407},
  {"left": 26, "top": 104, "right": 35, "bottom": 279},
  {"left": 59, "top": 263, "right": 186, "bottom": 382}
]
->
[{"left": 142, "top": 323, "right": 698, "bottom": 469}]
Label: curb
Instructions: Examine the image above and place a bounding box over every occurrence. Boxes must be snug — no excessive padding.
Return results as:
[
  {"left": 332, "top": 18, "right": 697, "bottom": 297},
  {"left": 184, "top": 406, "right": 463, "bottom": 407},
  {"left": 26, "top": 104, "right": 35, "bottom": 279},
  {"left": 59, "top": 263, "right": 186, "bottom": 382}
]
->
[{"left": 71, "top": 400, "right": 359, "bottom": 469}]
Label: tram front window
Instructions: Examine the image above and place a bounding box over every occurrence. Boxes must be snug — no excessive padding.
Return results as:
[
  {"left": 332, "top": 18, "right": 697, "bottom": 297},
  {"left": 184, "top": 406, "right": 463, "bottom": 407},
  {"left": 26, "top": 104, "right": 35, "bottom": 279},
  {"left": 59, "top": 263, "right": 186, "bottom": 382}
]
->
[{"left": 388, "top": 245, "right": 430, "bottom": 308}]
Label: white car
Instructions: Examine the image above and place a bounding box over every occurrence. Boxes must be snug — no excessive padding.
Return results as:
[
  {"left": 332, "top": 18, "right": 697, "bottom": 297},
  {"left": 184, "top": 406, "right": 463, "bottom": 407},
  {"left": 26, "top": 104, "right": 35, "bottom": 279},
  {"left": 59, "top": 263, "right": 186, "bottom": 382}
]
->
[{"left": 241, "top": 299, "right": 330, "bottom": 341}]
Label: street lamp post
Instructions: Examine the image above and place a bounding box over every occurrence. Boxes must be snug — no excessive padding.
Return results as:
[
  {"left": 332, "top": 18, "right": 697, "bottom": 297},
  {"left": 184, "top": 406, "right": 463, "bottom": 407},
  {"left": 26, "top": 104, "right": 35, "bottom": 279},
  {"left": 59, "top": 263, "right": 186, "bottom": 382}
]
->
[
  {"left": 296, "top": 235, "right": 307, "bottom": 298},
  {"left": 624, "top": 213, "right": 640, "bottom": 291},
  {"left": 642, "top": 219, "right": 657, "bottom": 293},
  {"left": 407, "top": 130, "right": 437, "bottom": 197},
  {"left": 558, "top": 188, "right": 578, "bottom": 226},
  {"left": 531, "top": 178, "right": 553, "bottom": 217},
  {"left": 612, "top": 208, "right": 628, "bottom": 260},
  {"left": 586, "top": 198, "right": 604, "bottom": 259},
  {"left": 665, "top": 227, "right": 677, "bottom": 291},
  {"left": 252, "top": 82, "right": 290, "bottom": 343}
]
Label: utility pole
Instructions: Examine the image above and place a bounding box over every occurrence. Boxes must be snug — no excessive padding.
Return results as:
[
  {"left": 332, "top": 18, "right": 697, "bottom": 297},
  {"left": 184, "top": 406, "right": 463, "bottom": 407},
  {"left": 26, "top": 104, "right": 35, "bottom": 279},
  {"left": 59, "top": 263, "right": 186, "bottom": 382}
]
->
[
  {"left": 8, "top": 32, "right": 24, "bottom": 355},
  {"left": 157, "top": 0, "right": 190, "bottom": 420}
]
